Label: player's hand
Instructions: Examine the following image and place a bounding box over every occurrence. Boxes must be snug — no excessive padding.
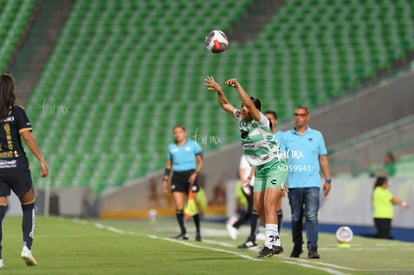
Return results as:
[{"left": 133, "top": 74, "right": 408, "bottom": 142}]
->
[
  {"left": 204, "top": 76, "right": 222, "bottom": 92},
  {"left": 188, "top": 173, "right": 197, "bottom": 184},
  {"left": 323, "top": 182, "right": 331, "bottom": 197},
  {"left": 40, "top": 160, "right": 49, "bottom": 177},
  {"left": 241, "top": 179, "right": 250, "bottom": 187},
  {"left": 402, "top": 201, "right": 410, "bottom": 209},
  {"left": 225, "top": 78, "right": 239, "bottom": 88},
  {"left": 162, "top": 180, "right": 169, "bottom": 193}
]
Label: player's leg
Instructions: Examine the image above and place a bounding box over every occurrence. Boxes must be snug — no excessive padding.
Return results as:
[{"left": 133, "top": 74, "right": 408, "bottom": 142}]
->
[
  {"left": 0, "top": 196, "right": 6, "bottom": 268},
  {"left": 256, "top": 190, "right": 276, "bottom": 259},
  {"left": 252, "top": 170, "right": 266, "bottom": 225},
  {"left": 275, "top": 197, "right": 283, "bottom": 231},
  {"left": 172, "top": 191, "right": 187, "bottom": 239},
  {"left": 20, "top": 186, "right": 36, "bottom": 250},
  {"left": 238, "top": 189, "right": 261, "bottom": 248},
  {"left": 190, "top": 182, "right": 201, "bottom": 241},
  {"left": 263, "top": 187, "right": 283, "bottom": 255},
  {"left": 0, "top": 175, "right": 10, "bottom": 268},
  {"left": 0, "top": 175, "right": 12, "bottom": 267},
  {"left": 264, "top": 159, "right": 287, "bottom": 256},
  {"left": 252, "top": 168, "right": 274, "bottom": 257},
  {"left": 193, "top": 213, "right": 201, "bottom": 241},
  {"left": 11, "top": 170, "right": 37, "bottom": 266},
  {"left": 171, "top": 172, "right": 188, "bottom": 239},
  {"left": 232, "top": 185, "right": 253, "bottom": 229}
]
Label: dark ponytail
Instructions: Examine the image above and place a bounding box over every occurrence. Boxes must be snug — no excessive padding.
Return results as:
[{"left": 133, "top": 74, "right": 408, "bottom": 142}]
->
[{"left": 0, "top": 74, "right": 16, "bottom": 120}]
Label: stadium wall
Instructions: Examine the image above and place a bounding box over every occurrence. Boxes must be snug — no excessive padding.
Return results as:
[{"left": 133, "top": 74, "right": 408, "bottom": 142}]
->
[
  {"left": 280, "top": 177, "right": 414, "bottom": 229},
  {"left": 328, "top": 115, "right": 414, "bottom": 175},
  {"left": 97, "top": 172, "right": 414, "bottom": 236},
  {"left": 279, "top": 69, "right": 414, "bottom": 147}
]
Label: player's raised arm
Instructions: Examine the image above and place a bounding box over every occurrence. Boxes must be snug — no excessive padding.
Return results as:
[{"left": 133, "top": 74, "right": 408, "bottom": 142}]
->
[
  {"left": 204, "top": 76, "right": 235, "bottom": 117},
  {"left": 226, "top": 78, "right": 260, "bottom": 121}
]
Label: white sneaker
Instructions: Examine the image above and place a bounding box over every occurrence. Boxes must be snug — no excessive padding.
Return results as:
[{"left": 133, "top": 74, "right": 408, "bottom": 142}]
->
[
  {"left": 0, "top": 259, "right": 3, "bottom": 268},
  {"left": 21, "top": 246, "right": 37, "bottom": 266},
  {"left": 226, "top": 223, "right": 238, "bottom": 240}
]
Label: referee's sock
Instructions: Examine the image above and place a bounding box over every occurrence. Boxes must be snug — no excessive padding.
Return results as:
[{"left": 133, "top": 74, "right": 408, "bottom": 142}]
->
[
  {"left": 0, "top": 205, "right": 6, "bottom": 258},
  {"left": 175, "top": 210, "right": 186, "bottom": 235},
  {"left": 192, "top": 213, "right": 201, "bottom": 234},
  {"left": 22, "top": 202, "right": 35, "bottom": 250},
  {"left": 276, "top": 210, "right": 283, "bottom": 231},
  {"left": 249, "top": 210, "right": 259, "bottom": 241}
]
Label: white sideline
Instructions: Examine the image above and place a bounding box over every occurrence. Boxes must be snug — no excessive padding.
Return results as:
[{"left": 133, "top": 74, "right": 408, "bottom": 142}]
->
[
  {"left": 202, "top": 238, "right": 357, "bottom": 273},
  {"left": 87, "top": 220, "right": 355, "bottom": 275}
]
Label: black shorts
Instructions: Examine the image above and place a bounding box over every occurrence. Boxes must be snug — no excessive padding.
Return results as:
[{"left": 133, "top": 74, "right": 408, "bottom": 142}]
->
[
  {"left": 171, "top": 170, "right": 199, "bottom": 194},
  {"left": 0, "top": 169, "right": 33, "bottom": 197}
]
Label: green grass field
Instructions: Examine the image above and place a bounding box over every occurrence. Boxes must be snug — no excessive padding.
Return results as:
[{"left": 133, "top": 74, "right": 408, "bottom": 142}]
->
[{"left": 1, "top": 216, "right": 413, "bottom": 274}]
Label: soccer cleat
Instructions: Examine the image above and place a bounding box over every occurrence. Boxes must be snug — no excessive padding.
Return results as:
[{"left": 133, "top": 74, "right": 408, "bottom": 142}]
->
[
  {"left": 290, "top": 245, "right": 303, "bottom": 258},
  {"left": 173, "top": 233, "right": 189, "bottom": 240},
  {"left": 21, "top": 246, "right": 37, "bottom": 266},
  {"left": 195, "top": 233, "right": 202, "bottom": 242},
  {"left": 0, "top": 259, "right": 3, "bottom": 268},
  {"left": 238, "top": 240, "right": 257, "bottom": 249},
  {"left": 226, "top": 223, "right": 238, "bottom": 240},
  {"left": 238, "top": 236, "right": 257, "bottom": 249},
  {"left": 272, "top": 245, "right": 284, "bottom": 255},
  {"left": 257, "top": 247, "right": 274, "bottom": 259},
  {"left": 308, "top": 249, "right": 320, "bottom": 259}
]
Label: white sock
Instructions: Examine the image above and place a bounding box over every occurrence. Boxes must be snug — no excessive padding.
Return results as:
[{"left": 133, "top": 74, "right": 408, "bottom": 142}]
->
[
  {"left": 274, "top": 224, "right": 281, "bottom": 247},
  {"left": 265, "top": 224, "right": 279, "bottom": 248}
]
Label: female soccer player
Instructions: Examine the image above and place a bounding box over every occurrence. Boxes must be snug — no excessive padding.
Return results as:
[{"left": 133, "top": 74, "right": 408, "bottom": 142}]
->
[
  {"left": 205, "top": 76, "right": 287, "bottom": 259},
  {"left": 0, "top": 74, "right": 49, "bottom": 267},
  {"left": 162, "top": 125, "right": 204, "bottom": 241}
]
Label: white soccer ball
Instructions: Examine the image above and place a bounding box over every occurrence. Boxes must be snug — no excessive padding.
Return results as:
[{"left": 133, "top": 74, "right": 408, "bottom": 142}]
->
[
  {"left": 205, "top": 30, "right": 229, "bottom": 54},
  {"left": 335, "top": 226, "right": 353, "bottom": 243}
]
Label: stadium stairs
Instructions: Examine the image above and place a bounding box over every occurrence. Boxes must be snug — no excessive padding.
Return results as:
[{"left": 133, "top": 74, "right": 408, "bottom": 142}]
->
[
  {"left": 10, "top": 0, "right": 75, "bottom": 105},
  {"left": 328, "top": 114, "right": 414, "bottom": 177},
  {"left": 1, "top": 0, "right": 39, "bottom": 74},
  {"left": 226, "top": 0, "right": 286, "bottom": 43}
]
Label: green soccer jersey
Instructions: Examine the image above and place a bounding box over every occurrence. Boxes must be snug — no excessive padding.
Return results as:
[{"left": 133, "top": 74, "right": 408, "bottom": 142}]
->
[{"left": 234, "top": 109, "right": 283, "bottom": 166}]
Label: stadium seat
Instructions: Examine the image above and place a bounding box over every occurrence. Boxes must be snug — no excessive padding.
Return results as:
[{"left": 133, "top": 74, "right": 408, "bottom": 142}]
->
[{"left": 23, "top": 0, "right": 414, "bottom": 195}]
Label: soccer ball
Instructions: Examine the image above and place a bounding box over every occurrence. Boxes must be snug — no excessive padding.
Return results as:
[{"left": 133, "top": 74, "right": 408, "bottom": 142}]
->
[
  {"left": 205, "top": 30, "right": 229, "bottom": 54},
  {"left": 335, "top": 226, "right": 353, "bottom": 244}
]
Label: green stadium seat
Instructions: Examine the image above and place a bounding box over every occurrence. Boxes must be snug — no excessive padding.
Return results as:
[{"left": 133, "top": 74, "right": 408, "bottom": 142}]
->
[{"left": 24, "top": 0, "right": 414, "bottom": 195}]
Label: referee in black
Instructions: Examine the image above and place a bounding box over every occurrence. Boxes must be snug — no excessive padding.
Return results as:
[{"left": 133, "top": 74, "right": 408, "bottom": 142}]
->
[{"left": 162, "top": 125, "right": 203, "bottom": 241}]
